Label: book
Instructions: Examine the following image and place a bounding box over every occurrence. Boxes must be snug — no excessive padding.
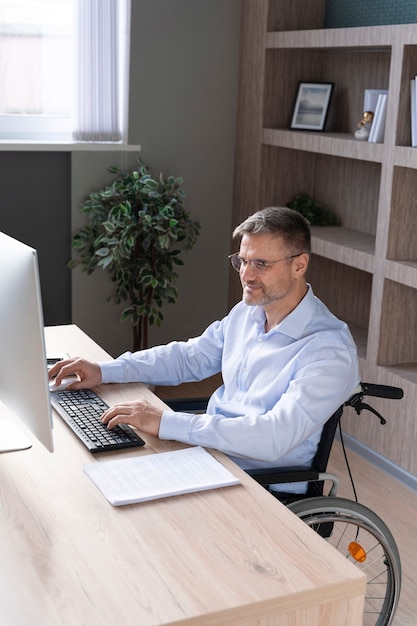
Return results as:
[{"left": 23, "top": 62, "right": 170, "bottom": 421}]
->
[
  {"left": 83, "top": 446, "right": 240, "bottom": 506},
  {"left": 411, "top": 79, "right": 417, "bottom": 147},
  {"left": 368, "top": 94, "right": 388, "bottom": 143},
  {"left": 367, "top": 95, "right": 382, "bottom": 142},
  {"left": 363, "top": 88, "right": 388, "bottom": 113}
]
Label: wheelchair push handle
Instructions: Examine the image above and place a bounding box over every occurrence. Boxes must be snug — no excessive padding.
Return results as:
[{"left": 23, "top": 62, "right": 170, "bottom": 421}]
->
[
  {"left": 360, "top": 382, "right": 404, "bottom": 400},
  {"left": 345, "top": 382, "right": 404, "bottom": 425}
]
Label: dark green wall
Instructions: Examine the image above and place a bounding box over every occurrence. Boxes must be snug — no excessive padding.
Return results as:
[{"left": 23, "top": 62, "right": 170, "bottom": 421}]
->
[
  {"left": 0, "top": 152, "right": 71, "bottom": 325},
  {"left": 325, "top": 0, "right": 417, "bottom": 28}
]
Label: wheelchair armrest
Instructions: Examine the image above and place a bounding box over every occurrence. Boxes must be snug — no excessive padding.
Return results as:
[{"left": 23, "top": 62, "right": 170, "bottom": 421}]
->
[
  {"left": 164, "top": 397, "right": 209, "bottom": 413},
  {"left": 246, "top": 466, "right": 319, "bottom": 486},
  {"left": 246, "top": 466, "right": 339, "bottom": 497}
]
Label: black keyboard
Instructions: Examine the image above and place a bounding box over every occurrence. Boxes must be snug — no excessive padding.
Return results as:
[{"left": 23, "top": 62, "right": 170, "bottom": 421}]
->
[{"left": 51, "top": 388, "right": 145, "bottom": 452}]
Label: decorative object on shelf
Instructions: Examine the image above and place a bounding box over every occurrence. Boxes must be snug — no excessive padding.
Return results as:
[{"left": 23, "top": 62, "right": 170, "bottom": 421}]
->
[
  {"left": 286, "top": 193, "right": 341, "bottom": 226},
  {"left": 354, "top": 111, "right": 374, "bottom": 141},
  {"left": 69, "top": 158, "right": 201, "bottom": 351},
  {"left": 290, "top": 82, "right": 334, "bottom": 131},
  {"left": 354, "top": 89, "right": 389, "bottom": 142}
]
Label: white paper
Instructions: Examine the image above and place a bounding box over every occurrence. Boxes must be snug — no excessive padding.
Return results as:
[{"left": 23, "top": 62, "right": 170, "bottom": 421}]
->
[{"left": 83, "top": 446, "right": 240, "bottom": 506}]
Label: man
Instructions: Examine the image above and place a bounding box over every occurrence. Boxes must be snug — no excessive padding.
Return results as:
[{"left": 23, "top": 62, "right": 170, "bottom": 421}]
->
[{"left": 50, "top": 207, "right": 359, "bottom": 492}]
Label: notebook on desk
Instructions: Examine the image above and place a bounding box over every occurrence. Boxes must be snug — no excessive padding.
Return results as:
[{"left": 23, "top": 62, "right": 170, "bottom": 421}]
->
[{"left": 83, "top": 446, "right": 240, "bottom": 506}]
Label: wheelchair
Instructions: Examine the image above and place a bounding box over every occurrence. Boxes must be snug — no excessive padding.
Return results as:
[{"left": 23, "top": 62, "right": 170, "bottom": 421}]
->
[{"left": 166, "top": 382, "right": 403, "bottom": 626}]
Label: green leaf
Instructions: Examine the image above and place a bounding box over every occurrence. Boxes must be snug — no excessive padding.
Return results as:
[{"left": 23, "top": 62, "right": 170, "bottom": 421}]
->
[
  {"left": 103, "top": 221, "right": 116, "bottom": 233},
  {"left": 95, "top": 247, "right": 109, "bottom": 257}
]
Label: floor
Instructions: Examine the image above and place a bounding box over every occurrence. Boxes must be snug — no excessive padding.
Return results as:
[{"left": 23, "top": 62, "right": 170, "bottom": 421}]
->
[{"left": 328, "top": 440, "right": 417, "bottom": 625}]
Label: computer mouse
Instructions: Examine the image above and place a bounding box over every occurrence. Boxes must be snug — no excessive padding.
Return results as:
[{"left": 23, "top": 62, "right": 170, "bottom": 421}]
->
[{"left": 49, "top": 377, "right": 77, "bottom": 393}]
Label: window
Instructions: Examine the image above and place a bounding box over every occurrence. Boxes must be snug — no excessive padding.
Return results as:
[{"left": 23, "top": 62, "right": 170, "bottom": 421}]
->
[{"left": 0, "top": 0, "right": 129, "bottom": 142}]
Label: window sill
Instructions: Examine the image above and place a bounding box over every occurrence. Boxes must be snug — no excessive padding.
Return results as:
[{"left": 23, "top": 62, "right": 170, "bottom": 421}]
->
[{"left": 0, "top": 140, "right": 141, "bottom": 152}]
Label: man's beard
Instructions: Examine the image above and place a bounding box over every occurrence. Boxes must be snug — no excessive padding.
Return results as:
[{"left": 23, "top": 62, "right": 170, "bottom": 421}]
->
[{"left": 242, "top": 281, "right": 291, "bottom": 307}]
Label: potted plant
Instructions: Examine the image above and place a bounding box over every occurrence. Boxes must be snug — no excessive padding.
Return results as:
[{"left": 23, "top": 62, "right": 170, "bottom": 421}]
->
[
  {"left": 286, "top": 193, "right": 341, "bottom": 226},
  {"left": 70, "top": 159, "right": 200, "bottom": 351}
]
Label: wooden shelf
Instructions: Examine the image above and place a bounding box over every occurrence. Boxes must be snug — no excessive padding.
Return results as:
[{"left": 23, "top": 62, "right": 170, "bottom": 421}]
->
[
  {"left": 381, "top": 363, "right": 417, "bottom": 385},
  {"left": 262, "top": 129, "right": 386, "bottom": 162},
  {"left": 393, "top": 146, "right": 417, "bottom": 167},
  {"left": 307, "top": 255, "right": 372, "bottom": 358},
  {"left": 346, "top": 322, "right": 369, "bottom": 360},
  {"left": 385, "top": 260, "right": 417, "bottom": 288},
  {"left": 378, "top": 280, "right": 417, "bottom": 366},
  {"left": 311, "top": 227, "right": 375, "bottom": 272},
  {"left": 265, "top": 23, "right": 417, "bottom": 48},
  {"left": 232, "top": 0, "right": 417, "bottom": 479}
]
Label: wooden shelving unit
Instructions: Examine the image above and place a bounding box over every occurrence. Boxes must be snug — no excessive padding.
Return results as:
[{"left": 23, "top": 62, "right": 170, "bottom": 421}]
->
[{"left": 231, "top": 0, "right": 417, "bottom": 478}]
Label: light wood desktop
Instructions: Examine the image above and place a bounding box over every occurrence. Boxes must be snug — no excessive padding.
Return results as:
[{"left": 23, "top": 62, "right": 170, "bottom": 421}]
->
[{"left": 0, "top": 325, "right": 365, "bottom": 626}]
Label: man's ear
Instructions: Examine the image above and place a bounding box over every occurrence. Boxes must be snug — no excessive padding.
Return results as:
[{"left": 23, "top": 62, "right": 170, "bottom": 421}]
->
[{"left": 293, "top": 252, "right": 309, "bottom": 277}]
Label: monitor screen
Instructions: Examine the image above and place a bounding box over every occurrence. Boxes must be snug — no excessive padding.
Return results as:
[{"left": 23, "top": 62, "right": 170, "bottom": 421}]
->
[{"left": 0, "top": 231, "right": 54, "bottom": 452}]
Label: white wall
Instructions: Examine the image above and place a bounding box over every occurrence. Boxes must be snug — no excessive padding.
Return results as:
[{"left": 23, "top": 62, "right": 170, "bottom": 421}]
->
[{"left": 71, "top": 1, "right": 241, "bottom": 357}]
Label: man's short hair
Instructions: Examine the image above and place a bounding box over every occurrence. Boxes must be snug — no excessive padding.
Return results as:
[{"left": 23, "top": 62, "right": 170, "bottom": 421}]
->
[{"left": 233, "top": 206, "right": 311, "bottom": 255}]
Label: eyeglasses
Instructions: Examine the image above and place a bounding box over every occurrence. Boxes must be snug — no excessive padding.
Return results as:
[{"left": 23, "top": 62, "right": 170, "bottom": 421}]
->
[{"left": 228, "top": 252, "right": 303, "bottom": 275}]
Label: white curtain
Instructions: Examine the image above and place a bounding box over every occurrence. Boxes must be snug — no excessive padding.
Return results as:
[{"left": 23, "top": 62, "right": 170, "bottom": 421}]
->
[{"left": 73, "top": 0, "right": 122, "bottom": 142}]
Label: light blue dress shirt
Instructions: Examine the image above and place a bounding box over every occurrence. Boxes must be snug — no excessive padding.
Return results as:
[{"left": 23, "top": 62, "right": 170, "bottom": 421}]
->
[{"left": 100, "top": 285, "right": 359, "bottom": 492}]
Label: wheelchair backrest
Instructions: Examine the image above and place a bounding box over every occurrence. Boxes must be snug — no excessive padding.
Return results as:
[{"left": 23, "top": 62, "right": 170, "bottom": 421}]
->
[{"left": 306, "top": 404, "right": 343, "bottom": 497}]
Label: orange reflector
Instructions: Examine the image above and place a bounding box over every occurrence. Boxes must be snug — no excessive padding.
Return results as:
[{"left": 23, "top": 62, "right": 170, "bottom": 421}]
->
[{"left": 348, "top": 541, "right": 367, "bottom": 563}]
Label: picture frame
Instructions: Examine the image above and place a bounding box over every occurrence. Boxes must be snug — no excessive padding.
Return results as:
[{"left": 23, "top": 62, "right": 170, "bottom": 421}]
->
[{"left": 290, "top": 82, "right": 334, "bottom": 131}]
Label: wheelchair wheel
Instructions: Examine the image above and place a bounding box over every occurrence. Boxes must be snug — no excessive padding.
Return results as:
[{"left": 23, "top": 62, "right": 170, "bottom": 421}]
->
[{"left": 288, "top": 497, "right": 401, "bottom": 626}]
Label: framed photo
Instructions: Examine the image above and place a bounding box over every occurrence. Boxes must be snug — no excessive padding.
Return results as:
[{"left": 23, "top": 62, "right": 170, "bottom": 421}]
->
[{"left": 290, "top": 82, "right": 334, "bottom": 131}]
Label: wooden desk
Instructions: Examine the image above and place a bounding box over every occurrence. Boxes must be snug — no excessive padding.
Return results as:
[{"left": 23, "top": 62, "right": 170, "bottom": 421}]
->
[{"left": 0, "top": 325, "right": 365, "bottom": 625}]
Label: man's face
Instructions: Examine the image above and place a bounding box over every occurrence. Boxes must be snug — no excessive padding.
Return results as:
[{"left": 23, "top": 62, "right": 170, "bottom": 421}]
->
[{"left": 238, "top": 233, "right": 303, "bottom": 308}]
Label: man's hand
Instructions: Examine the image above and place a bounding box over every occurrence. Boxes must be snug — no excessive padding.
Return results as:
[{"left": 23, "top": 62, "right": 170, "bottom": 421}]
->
[
  {"left": 101, "top": 399, "right": 163, "bottom": 438},
  {"left": 48, "top": 357, "right": 102, "bottom": 390}
]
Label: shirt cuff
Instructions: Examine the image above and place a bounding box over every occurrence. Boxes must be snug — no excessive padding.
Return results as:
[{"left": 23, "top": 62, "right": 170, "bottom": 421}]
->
[
  {"left": 159, "top": 410, "right": 192, "bottom": 443},
  {"left": 99, "top": 360, "right": 127, "bottom": 384}
]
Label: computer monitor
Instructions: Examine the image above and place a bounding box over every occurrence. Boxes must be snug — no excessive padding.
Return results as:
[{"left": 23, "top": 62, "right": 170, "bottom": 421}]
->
[{"left": 0, "top": 231, "right": 54, "bottom": 453}]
